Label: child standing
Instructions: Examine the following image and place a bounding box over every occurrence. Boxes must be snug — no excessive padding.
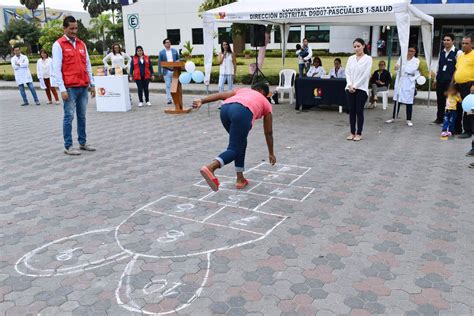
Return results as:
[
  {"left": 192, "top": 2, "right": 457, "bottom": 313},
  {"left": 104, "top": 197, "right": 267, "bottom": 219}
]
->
[{"left": 441, "top": 84, "right": 461, "bottom": 137}]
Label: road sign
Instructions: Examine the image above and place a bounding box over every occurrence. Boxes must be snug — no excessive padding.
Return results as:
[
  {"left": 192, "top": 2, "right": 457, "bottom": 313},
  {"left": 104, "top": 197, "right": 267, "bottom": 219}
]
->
[{"left": 127, "top": 14, "right": 139, "bottom": 30}]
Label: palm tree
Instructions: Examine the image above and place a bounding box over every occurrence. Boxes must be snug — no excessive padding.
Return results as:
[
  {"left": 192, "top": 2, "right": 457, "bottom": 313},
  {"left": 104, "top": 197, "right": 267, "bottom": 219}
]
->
[
  {"left": 19, "top": 0, "right": 43, "bottom": 21},
  {"left": 90, "top": 13, "right": 112, "bottom": 54}
]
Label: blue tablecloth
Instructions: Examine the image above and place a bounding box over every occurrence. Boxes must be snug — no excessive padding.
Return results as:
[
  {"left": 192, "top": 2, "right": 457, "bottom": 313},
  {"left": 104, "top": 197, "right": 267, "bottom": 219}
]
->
[{"left": 295, "top": 77, "right": 348, "bottom": 111}]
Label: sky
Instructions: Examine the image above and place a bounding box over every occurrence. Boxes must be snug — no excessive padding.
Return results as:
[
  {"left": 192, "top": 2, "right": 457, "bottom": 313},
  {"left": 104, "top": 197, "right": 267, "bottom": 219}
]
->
[{"left": 2, "top": 0, "right": 86, "bottom": 12}]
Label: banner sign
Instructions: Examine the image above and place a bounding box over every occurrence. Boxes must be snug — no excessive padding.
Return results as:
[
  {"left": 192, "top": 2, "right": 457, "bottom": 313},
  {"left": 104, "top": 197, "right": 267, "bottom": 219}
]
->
[{"left": 216, "top": 5, "right": 394, "bottom": 21}]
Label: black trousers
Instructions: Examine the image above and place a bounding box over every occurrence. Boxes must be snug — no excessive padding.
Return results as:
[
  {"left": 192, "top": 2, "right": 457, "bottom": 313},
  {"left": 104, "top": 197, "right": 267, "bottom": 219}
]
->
[
  {"left": 392, "top": 101, "right": 413, "bottom": 121},
  {"left": 436, "top": 81, "right": 450, "bottom": 122},
  {"left": 455, "top": 82, "right": 473, "bottom": 134},
  {"left": 346, "top": 89, "right": 368, "bottom": 135},
  {"left": 136, "top": 79, "right": 150, "bottom": 103}
]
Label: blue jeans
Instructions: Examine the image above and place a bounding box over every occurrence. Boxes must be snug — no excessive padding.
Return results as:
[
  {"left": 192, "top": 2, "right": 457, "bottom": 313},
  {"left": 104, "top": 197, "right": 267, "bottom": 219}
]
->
[
  {"left": 63, "top": 87, "right": 88, "bottom": 149},
  {"left": 18, "top": 82, "right": 39, "bottom": 104},
  {"left": 164, "top": 71, "right": 173, "bottom": 101},
  {"left": 216, "top": 103, "right": 253, "bottom": 172},
  {"left": 298, "top": 63, "right": 305, "bottom": 78},
  {"left": 442, "top": 110, "right": 457, "bottom": 133},
  {"left": 218, "top": 74, "right": 234, "bottom": 92}
]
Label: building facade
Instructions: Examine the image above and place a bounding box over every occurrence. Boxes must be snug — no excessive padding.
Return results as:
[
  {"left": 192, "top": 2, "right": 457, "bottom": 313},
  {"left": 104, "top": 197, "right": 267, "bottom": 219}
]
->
[{"left": 122, "top": 0, "right": 474, "bottom": 56}]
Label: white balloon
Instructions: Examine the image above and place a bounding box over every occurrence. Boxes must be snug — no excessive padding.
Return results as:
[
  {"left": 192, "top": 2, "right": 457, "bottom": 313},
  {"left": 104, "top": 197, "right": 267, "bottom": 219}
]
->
[
  {"left": 185, "top": 61, "right": 196, "bottom": 73},
  {"left": 416, "top": 76, "right": 426, "bottom": 85}
]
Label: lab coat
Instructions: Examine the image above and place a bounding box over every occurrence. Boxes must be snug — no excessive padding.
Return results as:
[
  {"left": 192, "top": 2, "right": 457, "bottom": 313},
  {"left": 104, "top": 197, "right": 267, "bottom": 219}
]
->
[
  {"left": 393, "top": 57, "right": 420, "bottom": 104},
  {"left": 11, "top": 54, "right": 33, "bottom": 85},
  {"left": 36, "top": 57, "right": 58, "bottom": 89}
]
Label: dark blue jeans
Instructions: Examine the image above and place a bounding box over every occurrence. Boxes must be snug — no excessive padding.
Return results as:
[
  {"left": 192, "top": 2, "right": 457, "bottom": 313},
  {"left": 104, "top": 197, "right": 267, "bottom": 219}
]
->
[
  {"left": 298, "top": 63, "right": 305, "bottom": 78},
  {"left": 216, "top": 103, "right": 253, "bottom": 172},
  {"left": 63, "top": 87, "right": 88, "bottom": 149},
  {"left": 18, "top": 82, "right": 39, "bottom": 104},
  {"left": 442, "top": 110, "right": 457, "bottom": 133}
]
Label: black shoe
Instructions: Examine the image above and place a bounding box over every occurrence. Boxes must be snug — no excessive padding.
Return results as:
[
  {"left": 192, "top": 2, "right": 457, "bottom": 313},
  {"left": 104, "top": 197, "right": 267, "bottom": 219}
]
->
[
  {"left": 167, "top": 100, "right": 172, "bottom": 105},
  {"left": 21, "top": 103, "right": 29, "bottom": 106},
  {"left": 469, "top": 162, "right": 474, "bottom": 169},
  {"left": 457, "top": 133, "right": 472, "bottom": 139},
  {"left": 466, "top": 149, "right": 474, "bottom": 157},
  {"left": 431, "top": 119, "right": 443, "bottom": 125}
]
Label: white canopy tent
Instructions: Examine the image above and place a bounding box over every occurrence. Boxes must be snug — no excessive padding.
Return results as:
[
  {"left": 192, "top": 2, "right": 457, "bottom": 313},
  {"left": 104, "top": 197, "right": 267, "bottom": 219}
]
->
[{"left": 202, "top": 0, "right": 434, "bottom": 89}]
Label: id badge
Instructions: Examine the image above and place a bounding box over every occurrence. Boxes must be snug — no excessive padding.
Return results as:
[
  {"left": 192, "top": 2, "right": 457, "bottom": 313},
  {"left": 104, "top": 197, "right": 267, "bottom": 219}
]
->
[{"left": 442, "top": 65, "right": 447, "bottom": 72}]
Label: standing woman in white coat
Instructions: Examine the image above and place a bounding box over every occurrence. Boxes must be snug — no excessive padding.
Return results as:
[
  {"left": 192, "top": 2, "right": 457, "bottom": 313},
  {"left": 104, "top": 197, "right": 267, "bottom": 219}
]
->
[
  {"left": 386, "top": 46, "right": 420, "bottom": 126},
  {"left": 37, "top": 49, "right": 60, "bottom": 104},
  {"left": 345, "top": 38, "right": 373, "bottom": 141}
]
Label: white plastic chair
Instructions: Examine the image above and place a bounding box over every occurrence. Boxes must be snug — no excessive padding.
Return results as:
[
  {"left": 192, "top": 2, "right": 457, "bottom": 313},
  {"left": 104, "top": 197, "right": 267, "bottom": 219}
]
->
[
  {"left": 377, "top": 90, "right": 389, "bottom": 110},
  {"left": 276, "top": 69, "right": 297, "bottom": 104}
]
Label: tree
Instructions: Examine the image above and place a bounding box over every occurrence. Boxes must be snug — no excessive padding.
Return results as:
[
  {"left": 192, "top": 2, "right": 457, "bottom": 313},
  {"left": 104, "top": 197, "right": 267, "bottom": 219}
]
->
[
  {"left": 38, "top": 19, "right": 62, "bottom": 53},
  {"left": 90, "top": 13, "right": 113, "bottom": 54},
  {"left": 0, "top": 31, "right": 11, "bottom": 60},
  {"left": 107, "top": 22, "right": 124, "bottom": 44},
  {"left": 81, "top": 0, "right": 122, "bottom": 18},
  {"left": 19, "top": 0, "right": 43, "bottom": 20},
  {"left": 20, "top": 0, "right": 43, "bottom": 10},
  {"left": 4, "top": 19, "right": 41, "bottom": 53}
]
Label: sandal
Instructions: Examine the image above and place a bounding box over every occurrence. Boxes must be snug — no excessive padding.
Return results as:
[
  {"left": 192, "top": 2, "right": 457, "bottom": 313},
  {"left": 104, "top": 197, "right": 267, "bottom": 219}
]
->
[
  {"left": 236, "top": 179, "right": 249, "bottom": 190},
  {"left": 200, "top": 166, "right": 220, "bottom": 191},
  {"left": 346, "top": 134, "right": 355, "bottom": 141}
]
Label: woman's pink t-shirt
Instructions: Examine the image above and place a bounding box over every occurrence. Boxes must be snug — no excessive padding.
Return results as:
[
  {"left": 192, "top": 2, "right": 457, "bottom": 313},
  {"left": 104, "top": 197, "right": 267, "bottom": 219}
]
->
[{"left": 222, "top": 88, "right": 272, "bottom": 125}]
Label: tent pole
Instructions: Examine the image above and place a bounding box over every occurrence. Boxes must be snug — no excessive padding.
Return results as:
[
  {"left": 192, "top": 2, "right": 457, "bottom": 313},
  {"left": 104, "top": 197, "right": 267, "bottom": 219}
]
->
[
  {"left": 427, "top": 27, "right": 433, "bottom": 108},
  {"left": 387, "top": 27, "right": 395, "bottom": 71}
]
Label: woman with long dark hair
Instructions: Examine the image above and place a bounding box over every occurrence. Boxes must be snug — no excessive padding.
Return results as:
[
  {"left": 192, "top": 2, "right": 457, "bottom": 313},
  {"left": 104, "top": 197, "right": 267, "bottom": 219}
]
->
[
  {"left": 217, "top": 41, "right": 237, "bottom": 92},
  {"left": 345, "top": 38, "right": 373, "bottom": 141},
  {"left": 129, "top": 46, "right": 154, "bottom": 107},
  {"left": 386, "top": 46, "right": 420, "bottom": 126},
  {"left": 103, "top": 43, "right": 131, "bottom": 75}
]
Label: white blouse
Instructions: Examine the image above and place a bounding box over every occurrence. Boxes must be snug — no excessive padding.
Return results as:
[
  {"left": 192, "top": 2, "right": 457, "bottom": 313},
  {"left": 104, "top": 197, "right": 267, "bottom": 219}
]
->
[
  {"left": 103, "top": 52, "right": 131, "bottom": 69},
  {"left": 307, "top": 66, "right": 326, "bottom": 78},
  {"left": 219, "top": 52, "right": 235, "bottom": 75},
  {"left": 345, "top": 54, "right": 373, "bottom": 94},
  {"left": 329, "top": 67, "right": 346, "bottom": 78}
]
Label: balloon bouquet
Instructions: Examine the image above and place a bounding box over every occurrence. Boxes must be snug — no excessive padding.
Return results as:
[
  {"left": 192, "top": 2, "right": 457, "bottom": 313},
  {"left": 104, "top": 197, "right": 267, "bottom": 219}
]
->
[{"left": 179, "top": 61, "right": 205, "bottom": 85}]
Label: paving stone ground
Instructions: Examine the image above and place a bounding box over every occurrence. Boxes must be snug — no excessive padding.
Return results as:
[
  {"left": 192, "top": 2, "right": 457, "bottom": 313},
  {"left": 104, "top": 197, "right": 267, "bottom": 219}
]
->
[{"left": 1, "top": 89, "right": 473, "bottom": 316}]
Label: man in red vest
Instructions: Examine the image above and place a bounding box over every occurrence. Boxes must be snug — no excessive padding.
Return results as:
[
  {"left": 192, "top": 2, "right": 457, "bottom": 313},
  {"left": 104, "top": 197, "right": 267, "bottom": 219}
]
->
[{"left": 52, "top": 16, "right": 96, "bottom": 155}]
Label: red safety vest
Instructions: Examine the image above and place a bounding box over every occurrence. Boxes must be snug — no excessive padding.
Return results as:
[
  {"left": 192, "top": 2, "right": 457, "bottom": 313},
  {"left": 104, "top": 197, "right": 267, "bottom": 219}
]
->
[
  {"left": 57, "top": 36, "right": 90, "bottom": 88},
  {"left": 132, "top": 55, "right": 152, "bottom": 80}
]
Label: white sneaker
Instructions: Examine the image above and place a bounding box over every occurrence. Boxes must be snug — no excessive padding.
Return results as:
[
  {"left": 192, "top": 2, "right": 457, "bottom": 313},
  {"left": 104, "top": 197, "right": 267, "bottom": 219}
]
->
[
  {"left": 138, "top": 102, "right": 143, "bottom": 107},
  {"left": 146, "top": 101, "right": 152, "bottom": 106},
  {"left": 407, "top": 120, "right": 413, "bottom": 127},
  {"left": 385, "top": 119, "right": 395, "bottom": 123}
]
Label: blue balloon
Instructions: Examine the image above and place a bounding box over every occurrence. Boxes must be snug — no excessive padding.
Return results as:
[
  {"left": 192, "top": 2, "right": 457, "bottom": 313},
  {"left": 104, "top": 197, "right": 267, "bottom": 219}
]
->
[
  {"left": 191, "top": 71, "right": 205, "bottom": 83},
  {"left": 462, "top": 94, "right": 474, "bottom": 113},
  {"left": 179, "top": 72, "right": 192, "bottom": 85}
]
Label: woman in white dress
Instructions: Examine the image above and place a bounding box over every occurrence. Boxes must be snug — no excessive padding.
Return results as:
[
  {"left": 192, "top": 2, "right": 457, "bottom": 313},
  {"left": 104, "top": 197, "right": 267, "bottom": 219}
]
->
[
  {"left": 218, "top": 41, "right": 237, "bottom": 92},
  {"left": 306, "top": 57, "right": 326, "bottom": 78},
  {"left": 345, "top": 38, "right": 373, "bottom": 141},
  {"left": 36, "top": 49, "right": 60, "bottom": 104},
  {"left": 386, "top": 46, "right": 420, "bottom": 127},
  {"left": 103, "top": 43, "right": 131, "bottom": 75}
]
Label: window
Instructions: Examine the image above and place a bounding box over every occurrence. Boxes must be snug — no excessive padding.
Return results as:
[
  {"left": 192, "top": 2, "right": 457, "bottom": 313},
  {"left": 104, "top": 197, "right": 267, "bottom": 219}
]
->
[
  {"left": 192, "top": 28, "right": 203, "bottom": 45},
  {"left": 304, "top": 25, "right": 330, "bottom": 43},
  {"left": 287, "top": 26, "right": 301, "bottom": 43},
  {"left": 274, "top": 26, "right": 281, "bottom": 43},
  {"left": 218, "top": 27, "right": 233, "bottom": 44},
  {"left": 166, "top": 29, "right": 181, "bottom": 45}
]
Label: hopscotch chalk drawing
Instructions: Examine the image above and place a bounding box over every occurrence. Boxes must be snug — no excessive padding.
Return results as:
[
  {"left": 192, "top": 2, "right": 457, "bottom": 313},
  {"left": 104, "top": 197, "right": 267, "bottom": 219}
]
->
[{"left": 15, "top": 162, "right": 314, "bottom": 314}]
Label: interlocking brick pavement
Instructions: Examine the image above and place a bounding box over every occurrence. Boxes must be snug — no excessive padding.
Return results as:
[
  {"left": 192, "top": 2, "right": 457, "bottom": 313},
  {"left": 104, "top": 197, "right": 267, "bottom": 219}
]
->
[{"left": 1, "top": 89, "right": 473, "bottom": 315}]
